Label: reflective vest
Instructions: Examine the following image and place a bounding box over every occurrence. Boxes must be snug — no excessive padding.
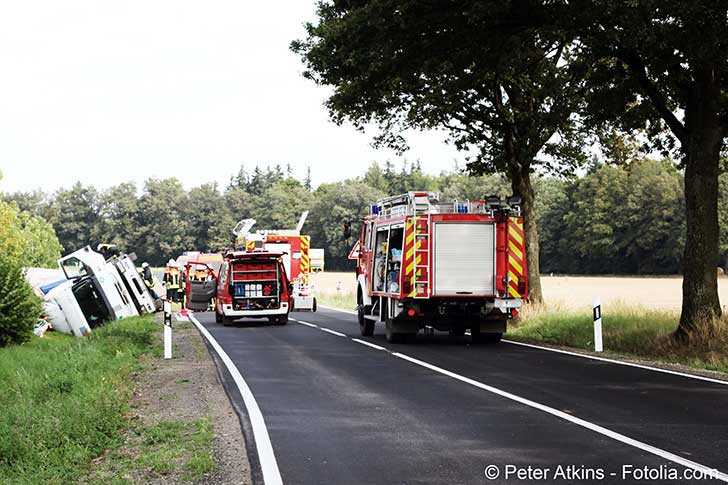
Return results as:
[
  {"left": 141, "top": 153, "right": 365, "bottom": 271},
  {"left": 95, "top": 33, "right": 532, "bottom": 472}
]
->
[{"left": 164, "top": 269, "right": 181, "bottom": 290}]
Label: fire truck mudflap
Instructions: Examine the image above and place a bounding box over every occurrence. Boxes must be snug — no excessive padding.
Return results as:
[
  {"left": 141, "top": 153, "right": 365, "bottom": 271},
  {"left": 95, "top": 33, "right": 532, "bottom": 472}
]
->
[{"left": 355, "top": 192, "right": 527, "bottom": 344}]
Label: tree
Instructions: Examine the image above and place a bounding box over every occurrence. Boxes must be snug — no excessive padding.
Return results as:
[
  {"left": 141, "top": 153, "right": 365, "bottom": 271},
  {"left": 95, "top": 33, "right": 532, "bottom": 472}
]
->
[
  {"left": 95, "top": 183, "right": 140, "bottom": 252},
  {"left": 47, "top": 183, "right": 100, "bottom": 253},
  {"left": 186, "top": 183, "right": 227, "bottom": 252},
  {"left": 0, "top": 254, "right": 41, "bottom": 346},
  {"left": 136, "top": 178, "right": 192, "bottom": 266},
  {"left": 0, "top": 201, "right": 62, "bottom": 268},
  {"left": 292, "top": 1, "right": 591, "bottom": 303},
  {"left": 566, "top": 0, "right": 728, "bottom": 335}
]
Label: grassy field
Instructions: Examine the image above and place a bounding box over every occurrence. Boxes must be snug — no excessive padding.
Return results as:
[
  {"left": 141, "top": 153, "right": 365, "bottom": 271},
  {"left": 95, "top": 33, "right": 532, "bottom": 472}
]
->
[
  {"left": 0, "top": 315, "right": 216, "bottom": 485},
  {"left": 313, "top": 272, "right": 728, "bottom": 375}
]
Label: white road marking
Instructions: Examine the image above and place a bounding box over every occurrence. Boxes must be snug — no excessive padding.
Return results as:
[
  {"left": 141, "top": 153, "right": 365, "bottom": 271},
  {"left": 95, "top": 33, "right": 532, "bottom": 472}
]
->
[
  {"left": 319, "top": 327, "right": 346, "bottom": 337},
  {"left": 293, "top": 319, "right": 318, "bottom": 328},
  {"left": 320, "top": 304, "right": 728, "bottom": 386},
  {"left": 391, "top": 351, "right": 728, "bottom": 482},
  {"left": 351, "top": 338, "right": 386, "bottom": 351},
  {"left": 502, "top": 339, "right": 728, "bottom": 386},
  {"left": 188, "top": 314, "right": 283, "bottom": 485}
]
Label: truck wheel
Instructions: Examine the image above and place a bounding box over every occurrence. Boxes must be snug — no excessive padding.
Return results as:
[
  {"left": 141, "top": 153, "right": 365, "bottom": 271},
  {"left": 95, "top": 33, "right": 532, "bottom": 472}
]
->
[
  {"left": 385, "top": 317, "right": 405, "bottom": 344},
  {"left": 471, "top": 328, "right": 502, "bottom": 344},
  {"left": 312, "top": 298, "right": 317, "bottom": 312},
  {"left": 449, "top": 327, "right": 466, "bottom": 337},
  {"left": 215, "top": 310, "right": 223, "bottom": 324},
  {"left": 277, "top": 315, "right": 288, "bottom": 325},
  {"left": 358, "top": 305, "right": 374, "bottom": 336},
  {"left": 222, "top": 316, "right": 235, "bottom": 326},
  {"left": 485, "top": 332, "right": 502, "bottom": 343}
]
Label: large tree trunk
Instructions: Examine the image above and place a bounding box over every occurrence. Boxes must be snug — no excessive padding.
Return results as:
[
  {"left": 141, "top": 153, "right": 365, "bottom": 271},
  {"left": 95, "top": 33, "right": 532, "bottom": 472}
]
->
[
  {"left": 677, "top": 67, "right": 723, "bottom": 337},
  {"left": 511, "top": 163, "right": 543, "bottom": 304}
]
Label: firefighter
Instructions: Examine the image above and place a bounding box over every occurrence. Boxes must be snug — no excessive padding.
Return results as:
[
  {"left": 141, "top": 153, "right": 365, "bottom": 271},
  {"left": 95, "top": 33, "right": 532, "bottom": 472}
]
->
[
  {"left": 162, "top": 259, "right": 181, "bottom": 303},
  {"left": 97, "top": 243, "right": 120, "bottom": 260},
  {"left": 141, "top": 262, "right": 159, "bottom": 300}
]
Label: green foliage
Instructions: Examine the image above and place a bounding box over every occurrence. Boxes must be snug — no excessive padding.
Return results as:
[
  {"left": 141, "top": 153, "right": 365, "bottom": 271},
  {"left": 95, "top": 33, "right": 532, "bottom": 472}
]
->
[
  {"left": 0, "top": 255, "right": 41, "bottom": 347},
  {"left": 0, "top": 316, "right": 157, "bottom": 484},
  {"left": 0, "top": 200, "right": 62, "bottom": 268}
]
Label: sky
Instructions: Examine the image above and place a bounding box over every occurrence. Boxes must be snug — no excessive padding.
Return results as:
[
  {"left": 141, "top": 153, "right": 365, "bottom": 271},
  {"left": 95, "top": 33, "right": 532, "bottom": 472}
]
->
[{"left": 0, "top": 1, "right": 465, "bottom": 194}]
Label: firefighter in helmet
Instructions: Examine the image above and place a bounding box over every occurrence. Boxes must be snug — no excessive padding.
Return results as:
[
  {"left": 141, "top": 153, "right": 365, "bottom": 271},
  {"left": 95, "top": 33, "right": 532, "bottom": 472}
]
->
[
  {"left": 140, "top": 262, "right": 159, "bottom": 300},
  {"left": 162, "top": 259, "right": 182, "bottom": 303}
]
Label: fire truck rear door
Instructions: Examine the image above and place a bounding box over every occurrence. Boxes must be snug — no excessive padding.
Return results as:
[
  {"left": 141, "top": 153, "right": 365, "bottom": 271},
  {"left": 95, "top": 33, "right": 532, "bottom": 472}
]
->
[{"left": 265, "top": 243, "right": 292, "bottom": 278}]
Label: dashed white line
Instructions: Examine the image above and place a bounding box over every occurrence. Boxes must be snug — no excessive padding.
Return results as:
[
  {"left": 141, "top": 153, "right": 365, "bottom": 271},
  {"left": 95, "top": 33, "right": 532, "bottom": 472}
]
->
[
  {"left": 351, "top": 338, "right": 386, "bottom": 351},
  {"left": 319, "top": 327, "right": 347, "bottom": 337},
  {"left": 294, "top": 319, "right": 318, "bottom": 328},
  {"left": 319, "top": 304, "right": 728, "bottom": 386},
  {"left": 188, "top": 314, "right": 283, "bottom": 485},
  {"left": 391, "top": 351, "right": 728, "bottom": 482}
]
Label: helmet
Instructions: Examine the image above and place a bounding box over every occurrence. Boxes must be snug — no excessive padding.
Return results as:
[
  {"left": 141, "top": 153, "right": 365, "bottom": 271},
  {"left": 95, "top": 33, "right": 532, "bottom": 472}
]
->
[
  {"left": 141, "top": 262, "right": 149, "bottom": 268},
  {"left": 167, "top": 259, "right": 178, "bottom": 268}
]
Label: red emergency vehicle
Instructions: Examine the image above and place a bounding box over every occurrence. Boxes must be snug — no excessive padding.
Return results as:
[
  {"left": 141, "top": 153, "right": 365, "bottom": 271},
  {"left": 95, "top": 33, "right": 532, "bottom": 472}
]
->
[
  {"left": 186, "top": 251, "right": 292, "bottom": 325},
  {"left": 355, "top": 192, "right": 528, "bottom": 343}
]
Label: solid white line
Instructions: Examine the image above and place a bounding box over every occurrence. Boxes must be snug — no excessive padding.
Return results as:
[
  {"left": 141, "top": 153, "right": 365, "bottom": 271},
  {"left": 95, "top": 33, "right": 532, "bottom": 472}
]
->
[
  {"left": 319, "top": 327, "right": 346, "bottom": 337},
  {"left": 188, "top": 314, "right": 283, "bottom": 485},
  {"left": 351, "top": 338, "right": 386, "bottom": 351},
  {"left": 391, "top": 351, "right": 728, "bottom": 482},
  {"left": 320, "top": 304, "right": 728, "bottom": 386},
  {"left": 503, "top": 339, "right": 728, "bottom": 386}
]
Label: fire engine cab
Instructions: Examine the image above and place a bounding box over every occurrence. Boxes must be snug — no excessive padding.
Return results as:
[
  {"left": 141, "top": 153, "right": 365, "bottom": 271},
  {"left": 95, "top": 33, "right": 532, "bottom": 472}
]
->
[{"left": 356, "top": 192, "right": 528, "bottom": 343}]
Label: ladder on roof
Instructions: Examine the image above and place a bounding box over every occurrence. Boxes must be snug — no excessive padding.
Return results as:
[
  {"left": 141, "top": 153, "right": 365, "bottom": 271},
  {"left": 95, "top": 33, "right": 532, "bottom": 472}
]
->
[{"left": 411, "top": 193, "right": 431, "bottom": 298}]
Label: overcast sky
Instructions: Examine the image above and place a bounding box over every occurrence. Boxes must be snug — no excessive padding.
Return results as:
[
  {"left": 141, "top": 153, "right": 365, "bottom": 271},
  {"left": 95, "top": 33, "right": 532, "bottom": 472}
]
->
[{"left": 0, "top": 1, "right": 464, "bottom": 194}]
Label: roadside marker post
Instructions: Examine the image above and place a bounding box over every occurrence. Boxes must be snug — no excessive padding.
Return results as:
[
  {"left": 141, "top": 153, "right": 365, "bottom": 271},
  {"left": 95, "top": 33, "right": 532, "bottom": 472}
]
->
[
  {"left": 593, "top": 297, "right": 603, "bottom": 352},
  {"left": 163, "top": 300, "right": 173, "bottom": 359}
]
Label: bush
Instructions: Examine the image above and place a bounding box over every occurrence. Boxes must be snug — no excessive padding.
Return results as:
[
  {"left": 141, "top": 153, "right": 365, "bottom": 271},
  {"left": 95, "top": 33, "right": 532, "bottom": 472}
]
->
[{"left": 0, "top": 255, "right": 41, "bottom": 347}]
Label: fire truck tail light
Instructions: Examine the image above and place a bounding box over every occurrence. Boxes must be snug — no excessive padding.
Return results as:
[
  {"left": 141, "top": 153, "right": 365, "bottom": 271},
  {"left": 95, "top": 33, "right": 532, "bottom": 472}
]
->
[
  {"left": 406, "top": 308, "right": 416, "bottom": 317},
  {"left": 512, "top": 309, "right": 519, "bottom": 318}
]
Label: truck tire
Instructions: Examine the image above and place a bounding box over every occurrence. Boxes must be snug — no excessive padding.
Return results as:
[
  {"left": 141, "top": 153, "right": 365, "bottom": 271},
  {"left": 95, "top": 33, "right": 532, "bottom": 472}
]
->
[
  {"left": 385, "top": 317, "right": 405, "bottom": 344},
  {"left": 312, "top": 298, "right": 317, "bottom": 313},
  {"left": 358, "top": 304, "right": 374, "bottom": 336},
  {"left": 222, "top": 316, "right": 235, "bottom": 326},
  {"left": 277, "top": 315, "right": 289, "bottom": 325},
  {"left": 215, "top": 310, "right": 223, "bottom": 324},
  {"left": 449, "top": 327, "right": 466, "bottom": 337}
]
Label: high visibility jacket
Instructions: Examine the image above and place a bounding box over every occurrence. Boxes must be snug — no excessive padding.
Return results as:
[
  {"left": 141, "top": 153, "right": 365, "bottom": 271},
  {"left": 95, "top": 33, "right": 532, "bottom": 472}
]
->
[{"left": 163, "top": 269, "right": 181, "bottom": 290}]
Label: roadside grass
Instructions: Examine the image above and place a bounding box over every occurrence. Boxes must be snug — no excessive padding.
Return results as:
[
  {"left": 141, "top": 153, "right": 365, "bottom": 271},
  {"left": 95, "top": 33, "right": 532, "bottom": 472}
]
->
[
  {"left": 89, "top": 417, "right": 214, "bottom": 484},
  {"left": 0, "top": 316, "right": 157, "bottom": 485},
  {"left": 317, "top": 291, "right": 356, "bottom": 311},
  {"left": 510, "top": 302, "right": 728, "bottom": 374}
]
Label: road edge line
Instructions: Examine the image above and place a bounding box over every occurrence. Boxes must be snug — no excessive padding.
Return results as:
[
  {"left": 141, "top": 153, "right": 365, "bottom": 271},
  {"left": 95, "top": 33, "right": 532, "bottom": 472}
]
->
[
  {"left": 502, "top": 339, "right": 728, "bottom": 386},
  {"left": 320, "top": 304, "right": 728, "bottom": 386},
  {"left": 391, "top": 351, "right": 728, "bottom": 482},
  {"left": 188, "top": 314, "right": 283, "bottom": 485}
]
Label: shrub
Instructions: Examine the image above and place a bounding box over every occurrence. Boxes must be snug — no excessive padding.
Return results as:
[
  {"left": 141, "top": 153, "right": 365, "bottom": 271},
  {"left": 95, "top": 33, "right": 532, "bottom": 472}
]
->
[{"left": 0, "top": 255, "right": 41, "bottom": 346}]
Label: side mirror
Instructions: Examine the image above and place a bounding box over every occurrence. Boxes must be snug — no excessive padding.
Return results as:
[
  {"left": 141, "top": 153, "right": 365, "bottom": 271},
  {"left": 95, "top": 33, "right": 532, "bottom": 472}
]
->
[{"left": 343, "top": 222, "right": 352, "bottom": 240}]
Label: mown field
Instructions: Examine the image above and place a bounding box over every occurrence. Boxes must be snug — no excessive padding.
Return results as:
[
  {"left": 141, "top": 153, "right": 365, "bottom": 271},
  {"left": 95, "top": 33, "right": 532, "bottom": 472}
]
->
[{"left": 312, "top": 272, "right": 728, "bottom": 374}]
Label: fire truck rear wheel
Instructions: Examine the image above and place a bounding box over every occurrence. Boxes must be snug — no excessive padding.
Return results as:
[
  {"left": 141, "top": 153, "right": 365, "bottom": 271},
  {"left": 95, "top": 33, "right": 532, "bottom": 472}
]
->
[
  {"left": 449, "top": 327, "right": 466, "bottom": 337},
  {"left": 215, "top": 310, "right": 223, "bottom": 324},
  {"left": 385, "top": 317, "right": 406, "bottom": 343},
  {"left": 269, "top": 315, "right": 288, "bottom": 325},
  {"left": 222, "top": 316, "right": 235, "bottom": 326},
  {"left": 312, "top": 298, "right": 317, "bottom": 313},
  {"left": 358, "top": 305, "right": 374, "bottom": 336},
  {"left": 471, "top": 328, "right": 502, "bottom": 344}
]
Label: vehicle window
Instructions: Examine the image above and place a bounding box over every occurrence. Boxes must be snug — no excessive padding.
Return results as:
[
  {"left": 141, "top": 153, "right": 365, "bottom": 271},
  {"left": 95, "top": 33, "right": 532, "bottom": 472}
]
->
[
  {"left": 365, "top": 222, "right": 374, "bottom": 250},
  {"left": 60, "top": 256, "right": 88, "bottom": 279},
  {"left": 72, "top": 278, "right": 112, "bottom": 328}
]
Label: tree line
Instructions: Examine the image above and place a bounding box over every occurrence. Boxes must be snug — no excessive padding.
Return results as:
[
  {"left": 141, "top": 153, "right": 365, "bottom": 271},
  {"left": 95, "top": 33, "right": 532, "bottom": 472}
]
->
[{"left": 5, "top": 158, "right": 728, "bottom": 276}]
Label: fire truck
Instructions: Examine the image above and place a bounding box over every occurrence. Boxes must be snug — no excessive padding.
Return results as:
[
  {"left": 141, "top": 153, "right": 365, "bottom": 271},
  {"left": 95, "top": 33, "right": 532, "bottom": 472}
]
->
[
  {"left": 355, "top": 192, "right": 528, "bottom": 343},
  {"left": 232, "top": 212, "right": 317, "bottom": 312}
]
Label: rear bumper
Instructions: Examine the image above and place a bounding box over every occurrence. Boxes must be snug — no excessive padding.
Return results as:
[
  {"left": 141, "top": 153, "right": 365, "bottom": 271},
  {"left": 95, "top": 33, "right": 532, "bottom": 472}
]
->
[{"left": 222, "top": 302, "right": 289, "bottom": 317}]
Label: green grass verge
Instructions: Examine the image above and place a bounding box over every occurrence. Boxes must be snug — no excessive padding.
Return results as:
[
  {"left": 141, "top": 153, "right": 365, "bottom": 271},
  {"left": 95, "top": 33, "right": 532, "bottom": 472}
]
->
[
  {"left": 510, "top": 304, "right": 728, "bottom": 374},
  {"left": 0, "top": 316, "right": 157, "bottom": 485}
]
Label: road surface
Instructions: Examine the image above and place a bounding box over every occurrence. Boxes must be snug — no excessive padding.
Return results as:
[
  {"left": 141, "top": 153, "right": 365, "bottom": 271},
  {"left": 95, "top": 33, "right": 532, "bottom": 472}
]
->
[{"left": 192, "top": 307, "right": 728, "bottom": 484}]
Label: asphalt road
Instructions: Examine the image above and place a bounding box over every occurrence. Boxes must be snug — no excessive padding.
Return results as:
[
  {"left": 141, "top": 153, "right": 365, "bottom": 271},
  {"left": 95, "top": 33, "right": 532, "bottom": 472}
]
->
[{"left": 193, "top": 307, "right": 728, "bottom": 485}]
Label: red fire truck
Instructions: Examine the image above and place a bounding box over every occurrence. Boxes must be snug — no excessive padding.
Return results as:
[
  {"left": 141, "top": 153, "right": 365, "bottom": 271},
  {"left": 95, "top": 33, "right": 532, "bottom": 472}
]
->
[
  {"left": 233, "top": 212, "right": 317, "bottom": 312},
  {"left": 355, "top": 192, "right": 527, "bottom": 343}
]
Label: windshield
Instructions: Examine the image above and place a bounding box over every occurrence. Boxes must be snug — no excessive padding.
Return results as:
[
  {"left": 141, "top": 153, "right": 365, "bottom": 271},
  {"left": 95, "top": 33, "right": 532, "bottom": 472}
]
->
[
  {"left": 71, "top": 278, "right": 112, "bottom": 328},
  {"left": 60, "top": 256, "right": 89, "bottom": 280}
]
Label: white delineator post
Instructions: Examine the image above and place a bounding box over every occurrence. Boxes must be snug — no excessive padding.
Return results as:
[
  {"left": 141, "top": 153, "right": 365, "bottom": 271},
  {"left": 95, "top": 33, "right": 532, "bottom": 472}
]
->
[
  {"left": 163, "top": 300, "right": 173, "bottom": 359},
  {"left": 593, "top": 296, "right": 603, "bottom": 352}
]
